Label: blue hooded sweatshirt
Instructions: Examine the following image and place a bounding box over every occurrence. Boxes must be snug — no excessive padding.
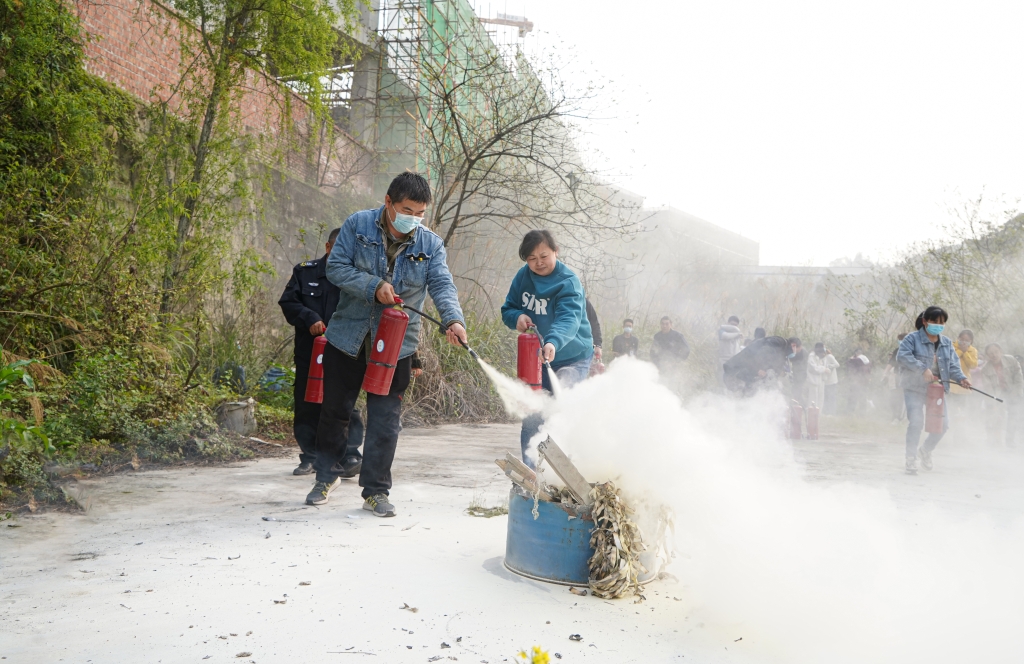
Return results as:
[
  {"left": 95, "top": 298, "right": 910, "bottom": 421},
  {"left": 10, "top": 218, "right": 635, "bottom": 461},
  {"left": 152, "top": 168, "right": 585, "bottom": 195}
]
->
[{"left": 501, "top": 261, "right": 593, "bottom": 368}]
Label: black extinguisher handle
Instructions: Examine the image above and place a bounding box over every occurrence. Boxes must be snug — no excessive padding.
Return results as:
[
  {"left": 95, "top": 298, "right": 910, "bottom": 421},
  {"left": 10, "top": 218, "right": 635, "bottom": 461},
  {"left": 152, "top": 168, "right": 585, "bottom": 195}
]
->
[{"left": 527, "top": 324, "right": 555, "bottom": 372}]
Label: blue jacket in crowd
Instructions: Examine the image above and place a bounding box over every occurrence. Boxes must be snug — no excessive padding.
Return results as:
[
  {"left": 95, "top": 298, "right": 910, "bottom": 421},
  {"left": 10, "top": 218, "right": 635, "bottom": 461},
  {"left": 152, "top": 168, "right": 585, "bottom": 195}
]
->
[
  {"left": 896, "top": 328, "right": 966, "bottom": 393},
  {"left": 501, "top": 261, "right": 593, "bottom": 368},
  {"left": 324, "top": 206, "right": 465, "bottom": 359}
]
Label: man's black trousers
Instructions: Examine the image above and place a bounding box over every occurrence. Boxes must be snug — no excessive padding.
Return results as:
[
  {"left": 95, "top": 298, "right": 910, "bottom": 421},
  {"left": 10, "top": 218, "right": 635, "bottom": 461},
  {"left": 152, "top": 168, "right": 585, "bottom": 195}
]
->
[
  {"left": 293, "top": 365, "right": 363, "bottom": 465},
  {"left": 313, "top": 341, "right": 411, "bottom": 498}
]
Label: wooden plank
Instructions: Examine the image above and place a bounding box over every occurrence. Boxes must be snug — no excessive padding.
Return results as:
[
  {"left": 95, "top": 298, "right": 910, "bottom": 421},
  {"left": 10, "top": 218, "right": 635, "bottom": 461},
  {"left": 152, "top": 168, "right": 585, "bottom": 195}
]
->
[
  {"left": 504, "top": 453, "right": 537, "bottom": 482},
  {"left": 537, "top": 437, "right": 593, "bottom": 505},
  {"left": 494, "top": 457, "right": 551, "bottom": 501}
]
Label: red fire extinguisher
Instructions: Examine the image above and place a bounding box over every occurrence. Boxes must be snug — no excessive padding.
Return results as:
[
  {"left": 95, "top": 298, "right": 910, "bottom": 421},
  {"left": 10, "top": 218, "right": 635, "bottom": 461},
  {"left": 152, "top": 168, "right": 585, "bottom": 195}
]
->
[
  {"left": 806, "top": 401, "right": 820, "bottom": 440},
  {"left": 517, "top": 331, "right": 543, "bottom": 390},
  {"left": 925, "top": 381, "right": 945, "bottom": 434},
  {"left": 303, "top": 335, "right": 328, "bottom": 403},
  {"left": 789, "top": 401, "right": 804, "bottom": 439},
  {"left": 362, "top": 300, "right": 410, "bottom": 396}
]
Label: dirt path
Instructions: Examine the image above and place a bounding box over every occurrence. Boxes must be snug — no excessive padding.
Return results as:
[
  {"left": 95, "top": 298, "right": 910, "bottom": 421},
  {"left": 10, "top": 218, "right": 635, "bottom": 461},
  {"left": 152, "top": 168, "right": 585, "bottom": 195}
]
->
[{"left": 3, "top": 420, "right": 1023, "bottom": 663}]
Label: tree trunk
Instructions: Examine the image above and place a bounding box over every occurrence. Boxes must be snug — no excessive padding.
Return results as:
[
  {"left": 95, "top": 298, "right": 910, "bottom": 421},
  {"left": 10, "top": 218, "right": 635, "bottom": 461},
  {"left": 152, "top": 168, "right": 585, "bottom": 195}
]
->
[{"left": 160, "top": 60, "right": 228, "bottom": 313}]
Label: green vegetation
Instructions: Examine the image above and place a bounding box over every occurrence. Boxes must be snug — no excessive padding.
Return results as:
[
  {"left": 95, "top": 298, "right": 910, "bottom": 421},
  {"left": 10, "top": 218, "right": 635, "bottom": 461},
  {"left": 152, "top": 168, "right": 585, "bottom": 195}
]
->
[{"left": 0, "top": 0, "right": 356, "bottom": 505}]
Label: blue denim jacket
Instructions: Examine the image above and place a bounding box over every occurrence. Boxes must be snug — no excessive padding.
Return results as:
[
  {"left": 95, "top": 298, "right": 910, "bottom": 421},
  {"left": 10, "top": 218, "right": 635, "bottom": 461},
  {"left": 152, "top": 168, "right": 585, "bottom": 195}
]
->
[
  {"left": 323, "top": 206, "right": 465, "bottom": 359},
  {"left": 896, "top": 328, "right": 966, "bottom": 393}
]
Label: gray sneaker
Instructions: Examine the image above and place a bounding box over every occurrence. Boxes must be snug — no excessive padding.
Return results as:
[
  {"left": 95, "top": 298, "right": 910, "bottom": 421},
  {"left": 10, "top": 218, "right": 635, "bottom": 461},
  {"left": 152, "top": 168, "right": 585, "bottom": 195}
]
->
[
  {"left": 362, "top": 493, "right": 396, "bottom": 517},
  {"left": 905, "top": 456, "right": 918, "bottom": 475},
  {"left": 293, "top": 462, "right": 314, "bottom": 476},
  {"left": 919, "top": 448, "right": 933, "bottom": 471},
  {"left": 306, "top": 478, "right": 341, "bottom": 505}
]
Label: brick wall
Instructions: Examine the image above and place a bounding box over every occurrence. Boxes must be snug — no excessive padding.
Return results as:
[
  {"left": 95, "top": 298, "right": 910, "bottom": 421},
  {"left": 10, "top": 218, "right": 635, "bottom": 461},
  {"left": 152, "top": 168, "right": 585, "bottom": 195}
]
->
[
  {"left": 73, "top": 0, "right": 378, "bottom": 312},
  {"left": 73, "top": 0, "right": 373, "bottom": 194}
]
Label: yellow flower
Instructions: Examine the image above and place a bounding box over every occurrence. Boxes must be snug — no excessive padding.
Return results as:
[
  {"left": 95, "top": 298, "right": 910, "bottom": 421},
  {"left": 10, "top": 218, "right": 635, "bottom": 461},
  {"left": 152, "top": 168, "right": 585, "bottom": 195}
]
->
[{"left": 516, "top": 646, "right": 550, "bottom": 664}]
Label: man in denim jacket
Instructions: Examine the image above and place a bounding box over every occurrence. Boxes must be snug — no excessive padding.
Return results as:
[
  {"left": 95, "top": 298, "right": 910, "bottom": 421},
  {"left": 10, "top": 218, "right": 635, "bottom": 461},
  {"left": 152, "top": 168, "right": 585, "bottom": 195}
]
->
[
  {"left": 896, "top": 305, "right": 969, "bottom": 474},
  {"left": 305, "top": 173, "right": 467, "bottom": 516}
]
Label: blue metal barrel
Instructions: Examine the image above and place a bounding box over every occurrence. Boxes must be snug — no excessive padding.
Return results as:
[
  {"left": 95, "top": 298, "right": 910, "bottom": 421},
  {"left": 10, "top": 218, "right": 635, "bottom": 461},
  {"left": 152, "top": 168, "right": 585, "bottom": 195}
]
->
[{"left": 504, "top": 487, "right": 595, "bottom": 585}]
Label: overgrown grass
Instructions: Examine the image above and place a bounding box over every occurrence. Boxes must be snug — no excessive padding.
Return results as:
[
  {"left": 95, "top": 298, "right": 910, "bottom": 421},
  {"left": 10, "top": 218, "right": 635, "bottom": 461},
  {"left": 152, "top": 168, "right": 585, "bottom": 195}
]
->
[{"left": 404, "top": 313, "right": 518, "bottom": 424}]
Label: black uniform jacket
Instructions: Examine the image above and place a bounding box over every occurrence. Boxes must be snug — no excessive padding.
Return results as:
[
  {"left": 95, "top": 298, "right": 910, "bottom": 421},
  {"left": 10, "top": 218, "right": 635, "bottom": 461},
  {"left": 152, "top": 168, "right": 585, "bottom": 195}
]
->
[
  {"left": 585, "top": 299, "right": 603, "bottom": 348},
  {"left": 278, "top": 255, "right": 341, "bottom": 369}
]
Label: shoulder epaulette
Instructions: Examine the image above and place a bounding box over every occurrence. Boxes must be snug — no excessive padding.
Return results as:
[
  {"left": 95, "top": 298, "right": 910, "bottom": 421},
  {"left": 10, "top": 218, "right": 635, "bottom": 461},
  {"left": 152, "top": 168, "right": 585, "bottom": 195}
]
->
[{"left": 299, "top": 260, "right": 318, "bottom": 268}]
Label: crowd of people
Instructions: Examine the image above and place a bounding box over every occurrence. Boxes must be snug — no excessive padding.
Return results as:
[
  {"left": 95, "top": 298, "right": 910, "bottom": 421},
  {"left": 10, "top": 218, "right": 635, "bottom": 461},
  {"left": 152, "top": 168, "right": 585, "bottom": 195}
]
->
[
  {"left": 276, "top": 172, "right": 1023, "bottom": 511},
  {"left": 715, "top": 306, "right": 1023, "bottom": 473}
]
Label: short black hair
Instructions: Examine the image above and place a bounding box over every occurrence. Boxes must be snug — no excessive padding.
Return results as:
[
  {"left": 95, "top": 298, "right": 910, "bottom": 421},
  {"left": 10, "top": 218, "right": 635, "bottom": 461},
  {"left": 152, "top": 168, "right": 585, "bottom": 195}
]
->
[
  {"left": 327, "top": 227, "right": 341, "bottom": 244},
  {"left": 518, "top": 230, "right": 558, "bottom": 261},
  {"left": 958, "top": 328, "right": 974, "bottom": 342},
  {"left": 922, "top": 306, "right": 948, "bottom": 324},
  {"left": 754, "top": 327, "right": 766, "bottom": 339},
  {"left": 788, "top": 337, "right": 802, "bottom": 347},
  {"left": 623, "top": 318, "right": 633, "bottom": 325},
  {"left": 728, "top": 315, "right": 739, "bottom": 324},
  {"left": 986, "top": 342, "right": 1003, "bottom": 354},
  {"left": 386, "top": 172, "right": 432, "bottom": 205},
  {"left": 814, "top": 342, "right": 825, "bottom": 351},
  {"left": 660, "top": 316, "right": 672, "bottom": 323}
]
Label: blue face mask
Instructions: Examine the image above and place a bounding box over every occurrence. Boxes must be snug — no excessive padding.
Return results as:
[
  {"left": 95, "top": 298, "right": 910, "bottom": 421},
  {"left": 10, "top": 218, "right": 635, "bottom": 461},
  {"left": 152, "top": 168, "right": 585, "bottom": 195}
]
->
[
  {"left": 788, "top": 352, "right": 796, "bottom": 359},
  {"left": 926, "top": 324, "right": 944, "bottom": 336},
  {"left": 389, "top": 205, "right": 423, "bottom": 235}
]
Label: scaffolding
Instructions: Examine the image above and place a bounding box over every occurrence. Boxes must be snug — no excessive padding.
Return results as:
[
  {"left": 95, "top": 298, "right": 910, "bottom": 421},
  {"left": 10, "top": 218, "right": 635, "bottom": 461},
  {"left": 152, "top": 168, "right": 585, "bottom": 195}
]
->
[{"left": 364, "top": 0, "right": 533, "bottom": 193}]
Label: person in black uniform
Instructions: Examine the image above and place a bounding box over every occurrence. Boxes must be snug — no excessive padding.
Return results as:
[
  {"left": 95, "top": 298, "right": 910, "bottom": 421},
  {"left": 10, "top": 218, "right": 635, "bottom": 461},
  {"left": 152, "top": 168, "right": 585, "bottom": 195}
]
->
[{"left": 278, "top": 228, "right": 363, "bottom": 477}]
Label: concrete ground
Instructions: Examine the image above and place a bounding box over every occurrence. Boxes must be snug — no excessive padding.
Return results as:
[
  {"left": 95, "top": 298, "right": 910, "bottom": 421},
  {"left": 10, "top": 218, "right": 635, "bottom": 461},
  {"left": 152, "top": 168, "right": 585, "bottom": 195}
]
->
[{"left": 2, "top": 418, "right": 1023, "bottom": 663}]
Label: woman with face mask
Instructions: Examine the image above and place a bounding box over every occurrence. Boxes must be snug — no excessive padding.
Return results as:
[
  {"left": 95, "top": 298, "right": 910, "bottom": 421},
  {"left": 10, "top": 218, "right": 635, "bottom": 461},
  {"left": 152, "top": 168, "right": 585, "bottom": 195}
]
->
[{"left": 895, "top": 306, "right": 970, "bottom": 474}]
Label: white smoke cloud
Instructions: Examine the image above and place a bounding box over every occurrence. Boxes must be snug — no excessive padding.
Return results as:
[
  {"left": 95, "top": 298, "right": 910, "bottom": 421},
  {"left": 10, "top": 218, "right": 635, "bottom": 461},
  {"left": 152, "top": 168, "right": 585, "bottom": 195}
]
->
[{"left": 497, "top": 357, "right": 1024, "bottom": 662}]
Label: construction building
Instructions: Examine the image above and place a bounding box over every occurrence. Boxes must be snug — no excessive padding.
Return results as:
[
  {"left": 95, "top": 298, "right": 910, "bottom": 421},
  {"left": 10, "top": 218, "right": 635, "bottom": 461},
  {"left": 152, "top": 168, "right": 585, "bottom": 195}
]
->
[{"left": 76, "top": 0, "right": 761, "bottom": 324}]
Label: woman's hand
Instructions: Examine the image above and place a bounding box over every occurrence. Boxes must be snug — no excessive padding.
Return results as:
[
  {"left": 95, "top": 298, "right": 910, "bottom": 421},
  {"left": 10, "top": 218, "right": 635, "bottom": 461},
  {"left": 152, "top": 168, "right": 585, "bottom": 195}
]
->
[
  {"left": 516, "top": 314, "right": 534, "bottom": 333},
  {"left": 543, "top": 343, "right": 556, "bottom": 363},
  {"left": 923, "top": 369, "right": 935, "bottom": 383}
]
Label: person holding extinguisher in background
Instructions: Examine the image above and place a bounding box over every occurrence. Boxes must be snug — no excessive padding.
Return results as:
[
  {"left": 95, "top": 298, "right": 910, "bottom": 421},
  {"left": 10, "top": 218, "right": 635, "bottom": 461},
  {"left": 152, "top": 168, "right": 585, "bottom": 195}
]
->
[
  {"left": 501, "top": 229, "right": 593, "bottom": 467},
  {"left": 305, "top": 173, "right": 467, "bottom": 516},
  {"left": 278, "top": 227, "right": 364, "bottom": 478},
  {"left": 897, "top": 306, "right": 970, "bottom": 474}
]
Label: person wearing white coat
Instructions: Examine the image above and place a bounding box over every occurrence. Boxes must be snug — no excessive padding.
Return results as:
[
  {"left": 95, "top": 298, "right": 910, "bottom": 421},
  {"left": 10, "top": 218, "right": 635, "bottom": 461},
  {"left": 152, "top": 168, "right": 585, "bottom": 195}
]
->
[{"left": 807, "top": 342, "right": 840, "bottom": 413}]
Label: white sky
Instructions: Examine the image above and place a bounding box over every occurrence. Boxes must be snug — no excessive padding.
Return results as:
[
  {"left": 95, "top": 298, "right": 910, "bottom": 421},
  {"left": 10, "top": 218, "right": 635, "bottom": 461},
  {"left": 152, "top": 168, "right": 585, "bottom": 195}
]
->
[{"left": 473, "top": 0, "right": 1024, "bottom": 266}]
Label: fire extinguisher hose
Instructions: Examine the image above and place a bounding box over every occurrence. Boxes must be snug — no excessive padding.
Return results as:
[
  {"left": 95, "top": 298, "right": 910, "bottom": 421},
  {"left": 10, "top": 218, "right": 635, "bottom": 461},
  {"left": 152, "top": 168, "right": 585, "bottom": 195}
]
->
[
  {"left": 397, "top": 301, "right": 480, "bottom": 361},
  {"left": 936, "top": 379, "right": 1004, "bottom": 403}
]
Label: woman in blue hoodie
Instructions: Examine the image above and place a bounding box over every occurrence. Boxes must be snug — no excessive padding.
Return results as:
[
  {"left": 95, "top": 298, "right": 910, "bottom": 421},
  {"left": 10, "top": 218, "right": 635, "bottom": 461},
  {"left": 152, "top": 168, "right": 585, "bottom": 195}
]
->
[{"left": 501, "top": 230, "right": 593, "bottom": 464}]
